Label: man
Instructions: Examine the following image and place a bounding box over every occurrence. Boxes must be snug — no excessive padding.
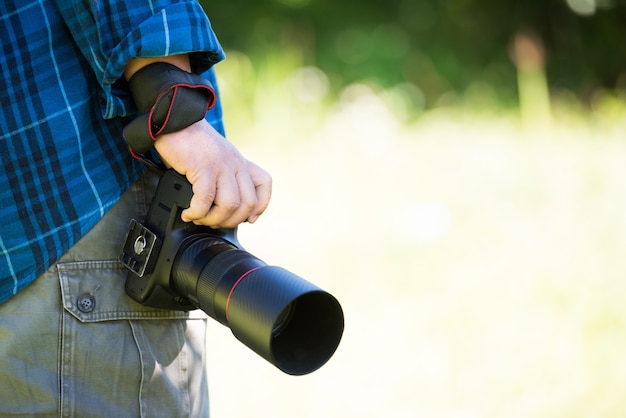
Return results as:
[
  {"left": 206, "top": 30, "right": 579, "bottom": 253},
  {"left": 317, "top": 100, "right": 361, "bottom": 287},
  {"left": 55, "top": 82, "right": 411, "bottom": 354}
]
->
[{"left": 0, "top": 1, "right": 271, "bottom": 416}]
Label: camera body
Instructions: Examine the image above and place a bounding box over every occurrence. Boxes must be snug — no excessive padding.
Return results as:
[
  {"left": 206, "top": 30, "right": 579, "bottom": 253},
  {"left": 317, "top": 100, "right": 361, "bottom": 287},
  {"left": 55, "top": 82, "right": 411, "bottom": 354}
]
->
[
  {"left": 119, "top": 170, "right": 344, "bottom": 375},
  {"left": 120, "top": 169, "right": 239, "bottom": 313}
]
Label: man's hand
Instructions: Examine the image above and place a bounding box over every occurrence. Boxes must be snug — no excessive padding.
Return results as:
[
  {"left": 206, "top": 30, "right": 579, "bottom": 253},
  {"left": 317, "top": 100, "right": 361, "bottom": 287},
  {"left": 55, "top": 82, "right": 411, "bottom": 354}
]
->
[
  {"left": 154, "top": 119, "right": 272, "bottom": 228},
  {"left": 124, "top": 55, "right": 272, "bottom": 228}
]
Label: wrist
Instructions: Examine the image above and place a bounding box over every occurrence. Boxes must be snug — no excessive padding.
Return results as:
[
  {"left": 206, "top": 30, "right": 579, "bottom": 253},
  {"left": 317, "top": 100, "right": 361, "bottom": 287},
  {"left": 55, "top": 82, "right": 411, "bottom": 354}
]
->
[{"left": 124, "top": 54, "right": 191, "bottom": 80}]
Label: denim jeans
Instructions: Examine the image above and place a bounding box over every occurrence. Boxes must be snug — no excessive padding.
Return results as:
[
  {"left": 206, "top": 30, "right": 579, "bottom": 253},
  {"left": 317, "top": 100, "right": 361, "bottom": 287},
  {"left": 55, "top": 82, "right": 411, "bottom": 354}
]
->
[{"left": 0, "top": 171, "right": 209, "bottom": 417}]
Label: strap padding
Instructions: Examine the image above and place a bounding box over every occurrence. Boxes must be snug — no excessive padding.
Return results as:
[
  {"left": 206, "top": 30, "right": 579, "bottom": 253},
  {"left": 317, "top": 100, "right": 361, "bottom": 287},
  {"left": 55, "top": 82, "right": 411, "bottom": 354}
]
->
[{"left": 123, "top": 62, "right": 216, "bottom": 155}]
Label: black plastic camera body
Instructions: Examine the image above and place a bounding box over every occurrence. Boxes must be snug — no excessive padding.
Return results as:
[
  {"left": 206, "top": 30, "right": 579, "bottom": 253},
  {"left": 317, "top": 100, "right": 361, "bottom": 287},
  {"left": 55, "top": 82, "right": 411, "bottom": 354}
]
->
[
  {"left": 120, "top": 168, "right": 237, "bottom": 313},
  {"left": 120, "top": 169, "right": 344, "bottom": 375}
]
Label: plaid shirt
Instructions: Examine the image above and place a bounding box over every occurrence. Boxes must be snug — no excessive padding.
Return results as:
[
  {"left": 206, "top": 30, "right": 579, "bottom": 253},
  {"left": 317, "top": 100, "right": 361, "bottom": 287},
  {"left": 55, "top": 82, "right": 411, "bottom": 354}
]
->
[{"left": 0, "top": 0, "right": 225, "bottom": 304}]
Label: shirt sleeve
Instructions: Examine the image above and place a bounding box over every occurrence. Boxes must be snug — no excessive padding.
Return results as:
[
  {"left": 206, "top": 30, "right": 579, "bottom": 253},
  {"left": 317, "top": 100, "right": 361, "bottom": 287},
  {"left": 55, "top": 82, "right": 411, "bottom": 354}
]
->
[{"left": 53, "top": 0, "right": 226, "bottom": 119}]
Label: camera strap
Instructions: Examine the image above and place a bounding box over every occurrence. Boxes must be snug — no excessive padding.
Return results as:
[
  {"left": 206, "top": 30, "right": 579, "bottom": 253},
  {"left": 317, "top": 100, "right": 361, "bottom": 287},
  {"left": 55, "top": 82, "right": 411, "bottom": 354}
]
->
[{"left": 123, "top": 62, "right": 217, "bottom": 157}]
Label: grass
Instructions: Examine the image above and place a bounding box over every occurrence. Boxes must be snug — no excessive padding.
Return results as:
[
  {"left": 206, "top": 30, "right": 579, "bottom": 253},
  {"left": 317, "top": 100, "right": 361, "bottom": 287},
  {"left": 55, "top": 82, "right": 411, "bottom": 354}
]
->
[{"left": 204, "top": 56, "right": 626, "bottom": 417}]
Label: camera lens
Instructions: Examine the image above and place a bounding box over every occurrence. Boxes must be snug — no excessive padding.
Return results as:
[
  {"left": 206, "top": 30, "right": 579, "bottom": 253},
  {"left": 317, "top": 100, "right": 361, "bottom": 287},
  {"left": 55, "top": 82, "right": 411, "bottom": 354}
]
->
[
  {"left": 272, "top": 301, "right": 296, "bottom": 337},
  {"left": 171, "top": 234, "right": 344, "bottom": 375}
]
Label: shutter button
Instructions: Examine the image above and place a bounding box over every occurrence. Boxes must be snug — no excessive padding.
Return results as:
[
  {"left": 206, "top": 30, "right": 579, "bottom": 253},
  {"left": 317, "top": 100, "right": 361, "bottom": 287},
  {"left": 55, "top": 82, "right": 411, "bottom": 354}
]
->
[{"left": 77, "top": 294, "right": 96, "bottom": 313}]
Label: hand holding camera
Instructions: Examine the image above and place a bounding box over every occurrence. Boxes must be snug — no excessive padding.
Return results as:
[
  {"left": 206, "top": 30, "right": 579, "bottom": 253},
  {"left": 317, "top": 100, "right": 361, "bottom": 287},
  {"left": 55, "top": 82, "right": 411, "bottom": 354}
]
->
[
  {"left": 123, "top": 60, "right": 271, "bottom": 229},
  {"left": 120, "top": 170, "right": 344, "bottom": 375}
]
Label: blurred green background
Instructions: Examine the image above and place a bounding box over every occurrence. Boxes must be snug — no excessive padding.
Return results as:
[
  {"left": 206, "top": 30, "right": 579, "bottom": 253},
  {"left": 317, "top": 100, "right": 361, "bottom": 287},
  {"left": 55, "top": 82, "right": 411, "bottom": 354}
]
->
[
  {"left": 198, "top": 1, "right": 626, "bottom": 417},
  {"left": 206, "top": 0, "right": 626, "bottom": 110}
]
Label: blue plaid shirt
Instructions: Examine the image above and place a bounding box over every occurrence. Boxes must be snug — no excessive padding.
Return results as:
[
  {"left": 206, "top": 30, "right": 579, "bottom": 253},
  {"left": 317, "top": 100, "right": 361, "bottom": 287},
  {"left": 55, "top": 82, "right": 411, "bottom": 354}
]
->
[{"left": 0, "top": 0, "right": 226, "bottom": 304}]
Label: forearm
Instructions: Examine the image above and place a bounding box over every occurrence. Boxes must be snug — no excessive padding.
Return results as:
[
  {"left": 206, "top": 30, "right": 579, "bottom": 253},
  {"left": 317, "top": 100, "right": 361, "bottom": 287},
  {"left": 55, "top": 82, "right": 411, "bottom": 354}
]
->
[{"left": 124, "top": 54, "right": 191, "bottom": 80}]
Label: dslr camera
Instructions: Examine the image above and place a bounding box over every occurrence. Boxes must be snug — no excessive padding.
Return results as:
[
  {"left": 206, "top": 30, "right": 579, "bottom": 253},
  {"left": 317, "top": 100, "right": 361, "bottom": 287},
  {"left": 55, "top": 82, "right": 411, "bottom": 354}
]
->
[{"left": 120, "top": 169, "right": 344, "bottom": 375}]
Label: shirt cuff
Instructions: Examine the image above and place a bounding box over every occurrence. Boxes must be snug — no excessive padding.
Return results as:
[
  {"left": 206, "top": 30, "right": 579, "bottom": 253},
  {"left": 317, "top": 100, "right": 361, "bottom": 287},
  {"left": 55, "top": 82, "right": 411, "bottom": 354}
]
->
[{"left": 102, "top": 2, "right": 226, "bottom": 119}]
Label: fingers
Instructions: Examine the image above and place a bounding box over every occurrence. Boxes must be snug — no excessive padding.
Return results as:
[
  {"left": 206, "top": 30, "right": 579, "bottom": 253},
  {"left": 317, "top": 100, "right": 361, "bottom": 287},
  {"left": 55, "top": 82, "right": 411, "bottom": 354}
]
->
[
  {"left": 246, "top": 160, "right": 272, "bottom": 224},
  {"left": 181, "top": 164, "right": 271, "bottom": 228},
  {"left": 189, "top": 171, "right": 254, "bottom": 228},
  {"left": 180, "top": 170, "right": 217, "bottom": 223}
]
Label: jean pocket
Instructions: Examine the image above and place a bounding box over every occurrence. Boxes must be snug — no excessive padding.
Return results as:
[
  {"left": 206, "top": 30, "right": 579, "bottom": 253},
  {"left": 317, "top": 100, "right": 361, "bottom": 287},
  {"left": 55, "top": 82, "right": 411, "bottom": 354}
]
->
[{"left": 57, "top": 260, "right": 209, "bottom": 418}]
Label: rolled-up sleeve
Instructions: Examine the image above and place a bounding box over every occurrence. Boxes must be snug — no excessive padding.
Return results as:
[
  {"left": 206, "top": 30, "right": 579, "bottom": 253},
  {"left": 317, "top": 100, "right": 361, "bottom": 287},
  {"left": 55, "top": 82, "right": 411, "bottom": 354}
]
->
[{"left": 54, "top": 0, "right": 225, "bottom": 119}]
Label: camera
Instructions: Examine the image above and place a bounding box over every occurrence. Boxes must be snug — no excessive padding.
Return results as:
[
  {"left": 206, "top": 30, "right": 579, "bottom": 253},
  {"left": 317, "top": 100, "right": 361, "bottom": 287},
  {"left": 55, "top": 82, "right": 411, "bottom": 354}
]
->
[{"left": 119, "top": 169, "right": 344, "bottom": 375}]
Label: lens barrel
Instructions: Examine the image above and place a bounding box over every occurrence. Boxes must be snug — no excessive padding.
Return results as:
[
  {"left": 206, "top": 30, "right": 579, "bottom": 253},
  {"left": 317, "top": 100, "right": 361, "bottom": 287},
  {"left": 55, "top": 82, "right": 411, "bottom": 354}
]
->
[{"left": 171, "top": 235, "right": 344, "bottom": 375}]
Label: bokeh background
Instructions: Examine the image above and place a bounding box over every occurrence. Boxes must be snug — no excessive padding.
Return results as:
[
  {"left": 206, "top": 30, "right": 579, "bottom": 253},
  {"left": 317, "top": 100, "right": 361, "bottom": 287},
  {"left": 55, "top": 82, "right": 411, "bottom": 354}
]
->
[{"left": 199, "top": 1, "right": 626, "bottom": 417}]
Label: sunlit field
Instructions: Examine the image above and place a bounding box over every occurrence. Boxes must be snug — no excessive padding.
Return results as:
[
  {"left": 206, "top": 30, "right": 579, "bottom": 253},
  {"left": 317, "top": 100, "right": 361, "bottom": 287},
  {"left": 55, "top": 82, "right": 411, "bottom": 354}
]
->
[{"left": 204, "top": 53, "right": 626, "bottom": 418}]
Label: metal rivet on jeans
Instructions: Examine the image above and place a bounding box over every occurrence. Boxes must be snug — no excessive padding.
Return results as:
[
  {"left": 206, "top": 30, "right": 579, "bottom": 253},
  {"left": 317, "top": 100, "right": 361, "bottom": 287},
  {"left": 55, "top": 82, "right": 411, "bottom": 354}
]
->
[{"left": 77, "top": 294, "right": 96, "bottom": 313}]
